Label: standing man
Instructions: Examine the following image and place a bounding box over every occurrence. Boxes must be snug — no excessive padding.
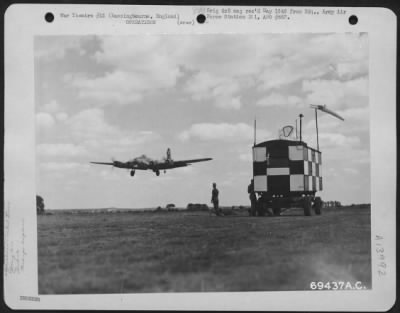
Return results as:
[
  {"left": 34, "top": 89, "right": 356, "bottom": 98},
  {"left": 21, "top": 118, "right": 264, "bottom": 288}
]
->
[
  {"left": 248, "top": 179, "right": 257, "bottom": 216},
  {"left": 211, "top": 182, "right": 223, "bottom": 216}
]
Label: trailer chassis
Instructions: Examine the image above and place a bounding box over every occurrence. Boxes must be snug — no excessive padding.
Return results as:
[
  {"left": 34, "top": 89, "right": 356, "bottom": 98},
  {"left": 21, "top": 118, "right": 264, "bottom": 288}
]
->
[{"left": 250, "top": 192, "right": 323, "bottom": 217}]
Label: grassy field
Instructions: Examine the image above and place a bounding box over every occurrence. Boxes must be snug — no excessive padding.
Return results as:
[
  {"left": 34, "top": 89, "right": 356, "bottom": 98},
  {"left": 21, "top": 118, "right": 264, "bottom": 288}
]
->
[{"left": 38, "top": 206, "right": 371, "bottom": 294}]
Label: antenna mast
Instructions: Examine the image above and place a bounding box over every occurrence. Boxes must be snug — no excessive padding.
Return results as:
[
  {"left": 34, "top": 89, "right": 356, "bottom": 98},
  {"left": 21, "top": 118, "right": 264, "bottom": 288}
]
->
[
  {"left": 299, "top": 114, "right": 303, "bottom": 142},
  {"left": 254, "top": 118, "right": 257, "bottom": 146},
  {"left": 310, "top": 103, "right": 344, "bottom": 151},
  {"left": 315, "top": 108, "right": 319, "bottom": 151}
]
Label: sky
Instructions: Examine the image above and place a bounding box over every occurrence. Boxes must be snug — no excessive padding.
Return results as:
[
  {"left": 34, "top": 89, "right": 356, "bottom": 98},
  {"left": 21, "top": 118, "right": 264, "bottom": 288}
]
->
[{"left": 35, "top": 33, "right": 370, "bottom": 209}]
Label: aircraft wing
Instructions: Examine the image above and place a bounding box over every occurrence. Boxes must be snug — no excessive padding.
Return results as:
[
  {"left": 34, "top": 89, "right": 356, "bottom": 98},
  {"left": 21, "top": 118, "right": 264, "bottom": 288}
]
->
[
  {"left": 171, "top": 158, "right": 212, "bottom": 167},
  {"left": 90, "top": 161, "right": 134, "bottom": 169},
  {"left": 90, "top": 162, "right": 115, "bottom": 166}
]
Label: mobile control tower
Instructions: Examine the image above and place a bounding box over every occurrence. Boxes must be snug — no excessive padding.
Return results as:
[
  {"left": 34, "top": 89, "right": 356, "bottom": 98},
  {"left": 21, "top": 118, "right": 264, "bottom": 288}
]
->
[
  {"left": 252, "top": 139, "right": 323, "bottom": 216},
  {"left": 251, "top": 105, "right": 344, "bottom": 216}
]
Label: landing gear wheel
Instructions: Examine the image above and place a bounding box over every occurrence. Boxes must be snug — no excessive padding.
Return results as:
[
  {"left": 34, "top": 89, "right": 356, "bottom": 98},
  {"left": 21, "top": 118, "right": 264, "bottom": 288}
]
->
[
  {"left": 257, "top": 207, "right": 265, "bottom": 216},
  {"left": 271, "top": 199, "right": 281, "bottom": 216},
  {"left": 303, "top": 197, "right": 312, "bottom": 216},
  {"left": 155, "top": 170, "right": 160, "bottom": 176},
  {"left": 273, "top": 207, "right": 281, "bottom": 216},
  {"left": 249, "top": 201, "right": 257, "bottom": 216},
  {"left": 130, "top": 170, "right": 135, "bottom": 177},
  {"left": 314, "top": 197, "right": 322, "bottom": 215},
  {"left": 256, "top": 202, "right": 266, "bottom": 216}
]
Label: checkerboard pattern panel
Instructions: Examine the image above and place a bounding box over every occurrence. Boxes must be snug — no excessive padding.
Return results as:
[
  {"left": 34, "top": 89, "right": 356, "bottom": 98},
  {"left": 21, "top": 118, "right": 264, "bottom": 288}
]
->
[{"left": 253, "top": 144, "right": 322, "bottom": 193}]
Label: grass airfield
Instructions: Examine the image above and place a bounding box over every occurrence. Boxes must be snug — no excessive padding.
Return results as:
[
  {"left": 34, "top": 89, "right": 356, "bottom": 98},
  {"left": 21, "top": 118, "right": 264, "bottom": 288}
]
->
[{"left": 38, "top": 205, "right": 371, "bottom": 294}]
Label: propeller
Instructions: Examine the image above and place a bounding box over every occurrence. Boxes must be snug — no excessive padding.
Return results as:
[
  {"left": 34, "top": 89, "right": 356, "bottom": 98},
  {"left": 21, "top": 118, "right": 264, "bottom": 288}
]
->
[
  {"left": 310, "top": 104, "right": 344, "bottom": 121},
  {"left": 111, "top": 157, "right": 115, "bottom": 171}
]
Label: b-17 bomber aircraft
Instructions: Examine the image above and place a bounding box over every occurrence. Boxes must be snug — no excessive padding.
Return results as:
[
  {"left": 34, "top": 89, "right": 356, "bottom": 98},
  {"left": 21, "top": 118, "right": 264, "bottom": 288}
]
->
[{"left": 90, "top": 148, "right": 212, "bottom": 177}]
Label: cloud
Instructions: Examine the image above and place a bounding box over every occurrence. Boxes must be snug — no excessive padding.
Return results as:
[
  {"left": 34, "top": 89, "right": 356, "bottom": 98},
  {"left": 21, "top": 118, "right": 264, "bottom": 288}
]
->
[
  {"left": 64, "top": 36, "right": 183, "bottom": 106},
  {"left": 94, "top": 36, "right": 180, "bottom": 77},
  {"left": 257, "top": 34, "right": 368, "bottom": 90},
  {"left": 343, "top": 167, "right": 359, "bottom": 175},
  {"left": 65, "top": 108, "right": 161, "bottom": 155},
  {"left": 66, "top": 108, "right": 120, "bottom": 140},
  {"left": 350, "top": 150, "right": 370, "bottom": 165},
  {"left": 60, "top": 33, "right": 368, "bottom": 111},
  {"left": 336, "top": 62, "right": 367, "bottom": 79},
  {"left": 40, "top": 162, "right": 90, "bottom": 171},
  {"left": 168, "top": 166, "right": 195, "bottom": 175},
  {"left": 181, "top": 33, "right": 367, "bottom": 108},
  {"left": 55, "top": 112, "right": 69, "bottom": 121},
  {"left": 185, "top": 72, "right": 242, "bottom": 109},
  {"left": 179, "top": 123, "right": 270, "bottom": 142},
  {"left": 37, "top": 143, "right": 88, "bottom": 157},
  {"left": 35, "top": 34, "right": 370, "bottom": 207},
  {"left": 256, "top": 93, "right": 303, "bottom": 108},
  {"left": 35, "top": 37, "right": 84, "bottom": 60},
  {"left": 98, "top": 168, "right": 123, "bottom": 180},
  {"left": 303, "top": 77, "right": 368, "bottom": 110},
  {"left": 40, "top": 100, "right": 60, "bottom": 113},
  {"left": 305, "top": 131, "right": 360, "bottom": 147},
  {"left": 338, "top": 107, "right": 369, "bottom": 121},
  {"left": 182, "top": 33, "right": 368, "bottom": 108},
  {"left": 66, "top": 71, "right": 145, "bottom": 105},
  {"left": 36, "top": 112, "right": 55, "bottom": 128},
  {"left": 38, "top": 100, "right": 69, "bottom": 122},
  {"left": 239, "top": 152, "right": 253, "bottom": 162},
  {"left": 304, "top": 113, "right": 342, "bottom": 132}
]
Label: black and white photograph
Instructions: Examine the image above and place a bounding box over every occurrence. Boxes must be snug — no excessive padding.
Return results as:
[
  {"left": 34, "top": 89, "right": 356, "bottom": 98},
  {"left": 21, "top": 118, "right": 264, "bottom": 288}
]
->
[
  {"left": 35, "top": 32, "right": 371, "bottom": 294},
  {"left": 4, "top": 4, "right": 396, "bottom": 311}
]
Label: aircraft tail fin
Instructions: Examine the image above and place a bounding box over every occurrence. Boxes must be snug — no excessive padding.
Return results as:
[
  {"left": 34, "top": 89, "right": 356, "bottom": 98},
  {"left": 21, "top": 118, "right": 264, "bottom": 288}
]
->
[{"left": 166, "top": 148, "right": 172, "bottom": 162}]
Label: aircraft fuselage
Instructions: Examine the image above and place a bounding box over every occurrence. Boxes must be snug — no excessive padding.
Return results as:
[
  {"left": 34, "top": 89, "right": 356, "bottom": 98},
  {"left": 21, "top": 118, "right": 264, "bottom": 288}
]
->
[{"left": 90, "top": 148, "right": 212, "bottom": 177}]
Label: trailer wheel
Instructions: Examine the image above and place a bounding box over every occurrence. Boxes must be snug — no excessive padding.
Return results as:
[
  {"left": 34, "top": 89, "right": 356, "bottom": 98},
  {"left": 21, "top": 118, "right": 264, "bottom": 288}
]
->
[
  {"left": 303, "top": 197, "right": 312, "bottom": 216},
  {"left": 271, "top": 199, "right": 281, "bottom": 217},
  {"left": 248, "top": 207, "right": 256, "bottom": 216},
  {"left": 249, "top": 201, "right": 259, "bottom": 216},
  {"left": 257, "top": 205, "right": 266, "bottom": 216},
  {"left": 272, "top": 207, "right": 281, "bottom": 216},
  {"left": 314, "top": 197, "right": 322, "bottom": 215}
]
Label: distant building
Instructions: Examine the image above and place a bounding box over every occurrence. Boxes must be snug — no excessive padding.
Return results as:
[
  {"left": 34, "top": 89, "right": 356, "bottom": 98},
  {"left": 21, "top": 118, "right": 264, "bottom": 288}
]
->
[
  {"left": 166, "top": 203, "right": 176, "bottom": 211},
  {"left": 323, "top": 201, "right": 342, "bottom": 208},
  {"left": 186, "top": 203, "right": 209, "bottom": 211}
]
